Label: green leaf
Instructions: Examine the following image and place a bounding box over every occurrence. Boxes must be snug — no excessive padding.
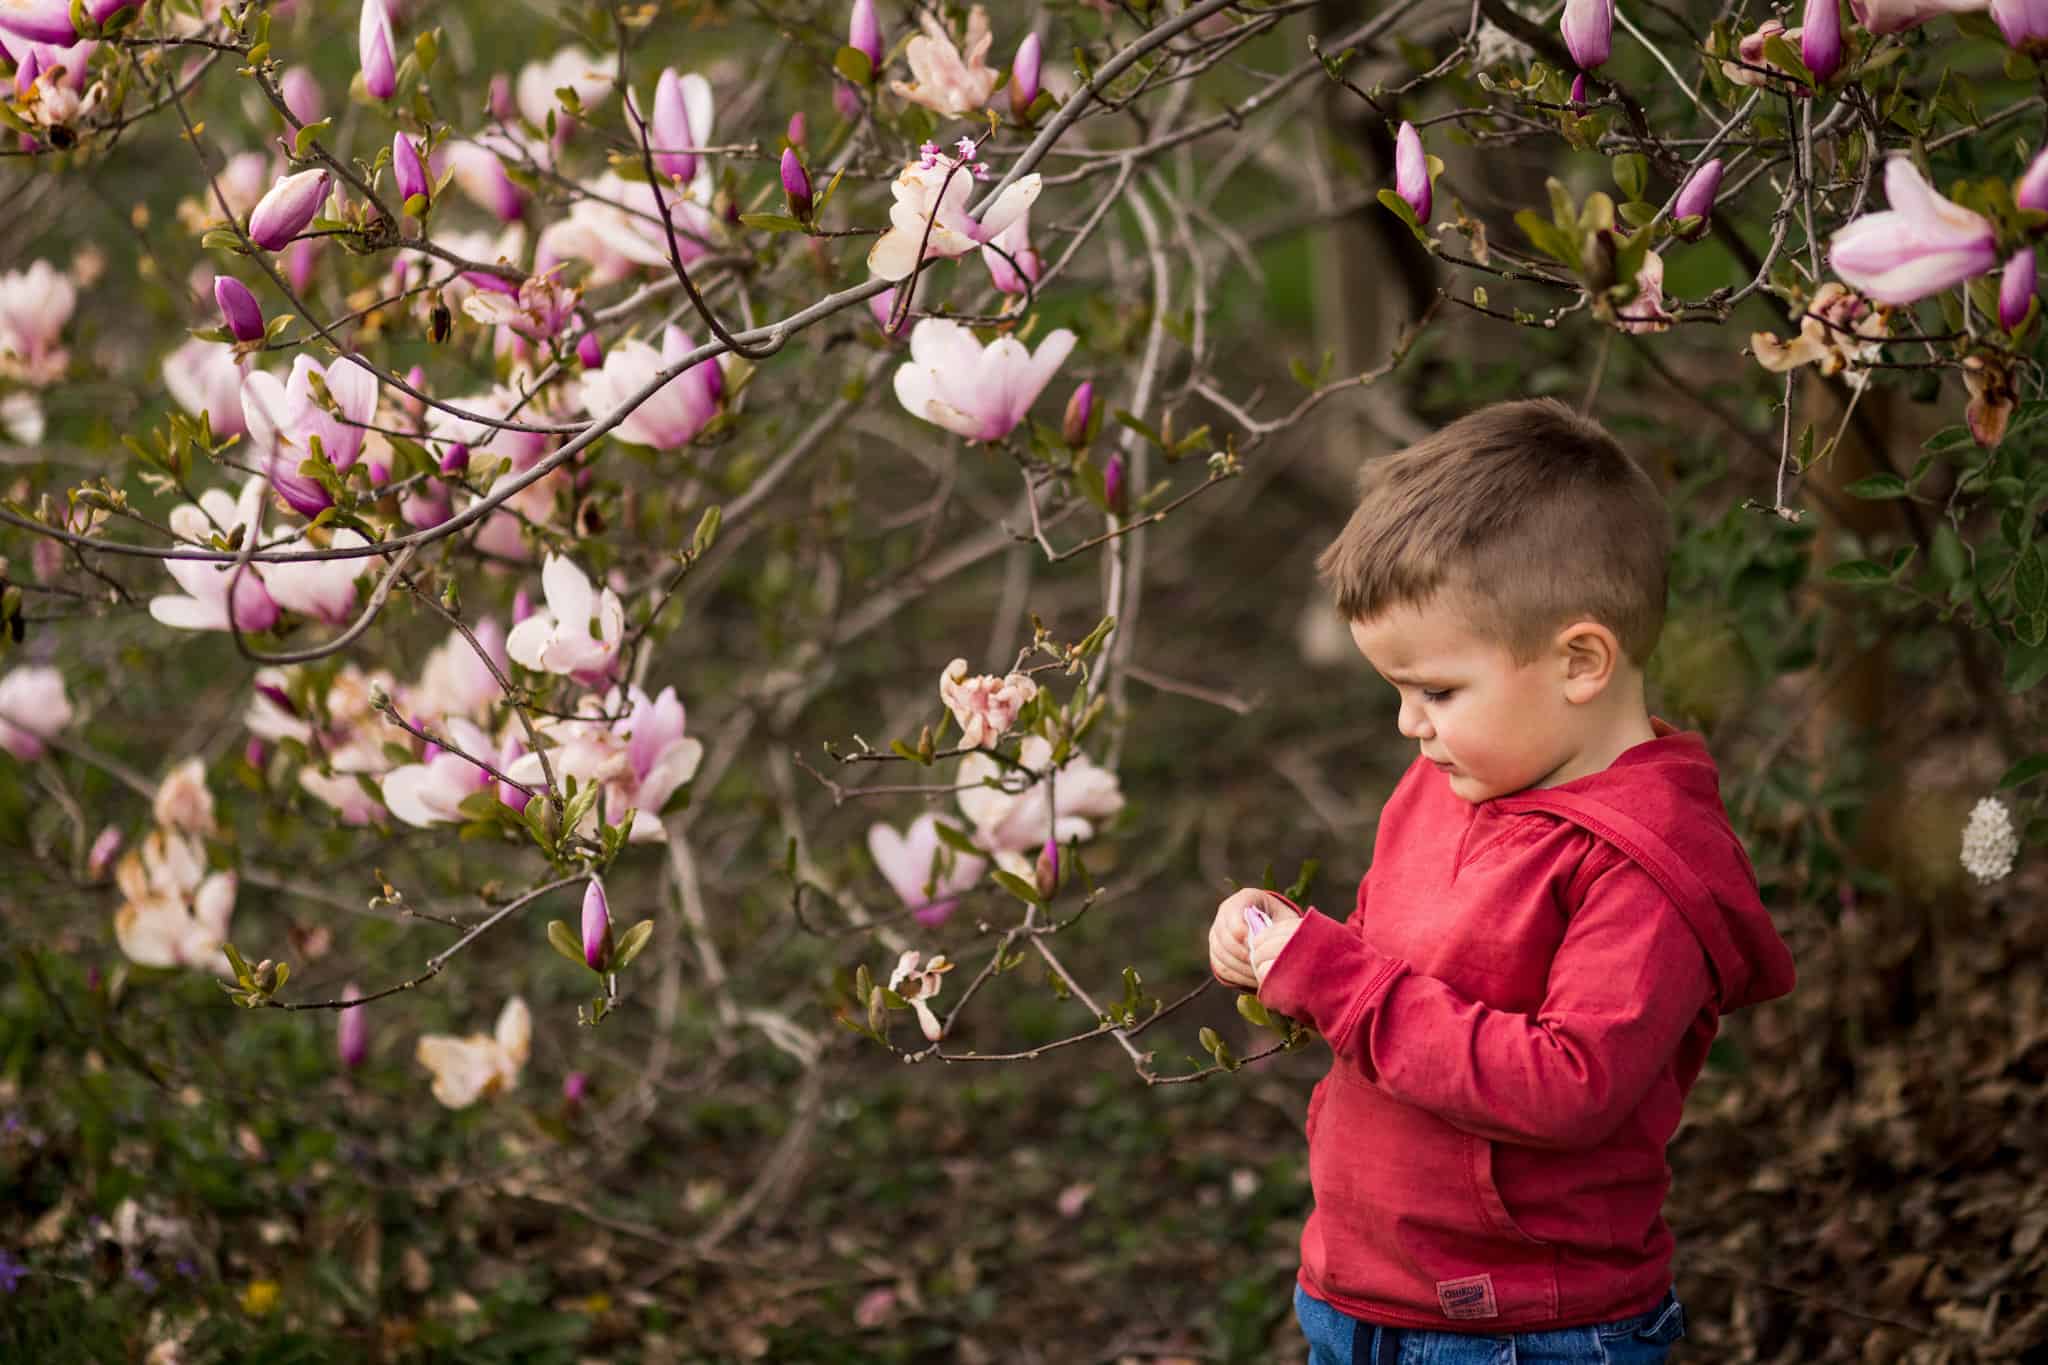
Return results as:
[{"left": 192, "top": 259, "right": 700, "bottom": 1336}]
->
[
  {"left": 1112, "top": 409, "right": 1163, "bottom": 447},
  {"left": 293, "top": 119, "right": 332, "bottom": 158},
  {"left": 992, "top": 869, "right": 1044, "bottom": 907},
  {"left": 2015, "top": 545, "right": 2046, "bottom": 614},
  {"left": 1843, "top": 474, "right": 1909, "bottom": 500},
  {"left": 2005, "top": 636, "right": 2048, "bottom": 691},
  {"left": 546, "top": 919, "right": 586, "bottom": 968},
  {"left": 1761, "top": 34, "right": 1814, "bottom": 87},
  {"left": 1611, "top": 153, "right": 1647, "bottom": 201},
  {"left": 201, "top": 228, "right": 249, "bottom": 254},
  {"left": 1823, "top": 559, "right": 1891, "bottom": 585},
  {"left": 834, "top": 45, "right": 874, "bottom": 85},
  {"left": 692, "top": 504, "right": 722, "bottom": 556},
  {"left": 931, "top": 820, "right": 981, "bottom": 858},
  {"left": 1997, "top": 754, "right": 2048, "bottom": 790},
  {"left": 612, "top": 919, "right": 655, "bottom": 972},
  {"left": 1235, "top": 993, "right": 1272, "bottom": 1028},
  {"left": 2017, "top": 610, "right": 2048, "bottom": 649},
  {"left": 737, "top": 213, "right": 806, "bottom": 233}
]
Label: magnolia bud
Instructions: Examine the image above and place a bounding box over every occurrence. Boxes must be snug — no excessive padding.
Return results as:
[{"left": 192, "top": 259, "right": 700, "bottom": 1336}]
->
[
  {"left": 849, "top": 0, "right": 883, "bottom": 76},
  {"left": 582, "top": 878, "right": 614, "bottom": 971},
  {"left": 652, "top": 68, "right": 697, "bottom": 182},
  {"left": 1570, "top": 72, "right": 1588, "bottom": 105},
  {"left": 2001, "top": 248, "right": 2036, "bottom": 331},
  {"left": 286, "top": 237, "right": 320, "bottom": 294},
  {"left": 1394, "top": 121, "right": 1431, "bottom": 224},
  {"left": 576, "top": 327, "right": 603, "bottom": 369},
  {"left": 214, "top": 275, "right": 264, "bottom": 343},
  {"left": 1801, "top": 0, "right": 1843, "bottom": 82},
  {"left": 338, "top": 983, "right": 368, "bottom": 1069},
  {"left": 512, "top": 588, "right": 534, "bottom": 623},
  {"left": 870, "top": 287, "right": 901, "bottom": 337},
  {"left": 781, "top": 147, "right": 813, "bottom": 221},
  {"left": 280, "top": 66, "right": 324, "bottom": 126},
  {"left": 1561, "top": 0, "right": 1612, "bottom": 70},
  {"left": 359, "top": 0, "right": 397, "bottom": 102},
  {"left": 562, "top": 1071, "right": 590, "bottom": 1106},
  {"left": 1062, "top": 380, "right": 1094, "bottom": 447},
  {"left": 488, "top": 73, "right": 515, "bottom": 120},
  {"left": 439, "top": 442, "right": 469, "bottom": 475},
  {"left": 787, "top": 110, "right": 807, "bottom": 148},
  {"left": 1672, "top": 158, "right": 1723, "bottom": 240},
  {"left": 244, "top": 738, "right": 266, "bottom": 770},
  {"left": 2019, "top": 147, "right": 2048, "bottom": 214},
  {"left": 1104, "top": 452, "right": 1127, "bottom": 518},
  {"left": 1010, "top": 32, "right": 1042, "bottom": 122},
  {"left": 1034, "top": 839, "right": 1059, "bottom": 900},
  {"left": 87, "top": 826, "right": 122, "bottom": 880},
  {"left": 247, "top": 169, "right": 330, "bottom": 252},
  {"left": 393, "top": 133, "right": 430, "bottom": 210},
  {"left": 834, "top": 79, "right": 862, "bottom": 122}
]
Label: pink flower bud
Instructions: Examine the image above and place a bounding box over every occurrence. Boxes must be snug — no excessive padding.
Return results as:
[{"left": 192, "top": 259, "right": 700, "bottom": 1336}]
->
[
  {"left": 214, "top": 275, "right": 264, "bottom": 342},
  {"left": 787, "top": 110, "right": 807, "bottom": 147},
  {"left": 0, "top": 2, "right": 78, "bottom": 43},
  {"left": 562, "top": 1071, "right": 589, "bottom": 1105},
  {"left": 393, "top": 133, "right": 429, "bottom": 209},
  {"left": 399, "top": 364, "right": 426, "bottom": 418},
  {"left": 1062, "top": 380, "right": 1094, "bottom": 447},
  {"left": 848, "top": 0, "right": 882, "bottom": 76},
  {"left": 1802, "top": 0, "right": 1844, "bottom": 80},
  {"left": 359, "top": 0, "right": 396, "bottom": 101},
  {"left": 1010, "top": 32, "right": 1041, "bottom": 122},
  {"left": 1570, "top": 72, "right": 1588, "bottom": 105},
  {"left": 1104, "top": 451, "right": 1127, "bottom": 517},
  {"left": 337, "top": 983, "right": 368, "bottom": 1069},
  {"left": 833, "top": 79, "right": 862, "bottom": 122},
  {"left": 1244, "top": 905, "right": 1271, "bottom": 938},
  {"left": 1394, "top": 121, "right": 1431, "bottom": 224},
  {"left": 1561, "top": 0, "right": 1612, "bottom": 69},
  {"left": 1673, "top": 158, "right": 1723, "bottom": 239},
  {"left": 244, "top": 737, "right": 266, "bottom": 770},
  {"left": 287, "top": 237, "right": 321, "bottom": 293},
  {"left": 582, "top": 878, "right": 613, "bottom": 970},
  {"left": 439, "top": 442, "right": 469, "bottom": 474},
  {"left": 781, "top": 147, "right": 813, "bottom": 221},
  {"left": 512, "top": 587, "right": 534, "bottom": 623},
  {"left": 2001, "top": 248, "right": 2036, "bottom": 330},
  {"left": 576, "top": 326, "right": 603, "bottom": 369},
  {"left": 1034, "top": 838, "right": 1059, "bottom": 899},
  {"left": 2020, "top": 147, "right": 2048, "bottom": 213},
  {"left": 870, "top": 287, "right": 902, "bottom": 336},
  {"left": 652, "top": 68, "right": 697, "bottom": 182},
  {"left": 248, "top": 168, "right": 330, "bottom": 251},
  {"left": 280, "top": 65, "right": 324, "bottom": 126},
  {"left": 88, "top": 826, "right": 122, "bottom": 879}
]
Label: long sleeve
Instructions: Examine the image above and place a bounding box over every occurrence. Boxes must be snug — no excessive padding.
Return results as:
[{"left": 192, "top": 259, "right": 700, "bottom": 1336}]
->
[{"left": 1258, "top": 858, "right": 1714, "bottom": 1150}]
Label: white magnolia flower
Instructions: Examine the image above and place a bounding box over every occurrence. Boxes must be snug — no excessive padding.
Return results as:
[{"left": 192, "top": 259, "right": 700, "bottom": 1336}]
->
[
  {"left": 408, "top": 620, "right": 507, "bottom": 726},
  {"left": 503, "top": 685, "right": 701, "bottom": 842},
  {"left": 113, "top": 828, "right": 236, "bottom": 973},
  {"left": 1962, "top": 796, "right": 2019, "bottom": 884},
  {"left": 938, "top": 657, "right": 1037, "bottom": 748},
  {"left": 506, "top": 555, "right": 624, "bottom": 681},
  {"left": 415, "top": 996, "right": 531, "bottom": 1108},
  {"left": 0, "top": 258, "right": 76, "bottom": 386},
  {"left": 0, "top": 663, "right": 72, "bottom": 761},
  {"left": 888, "top": 5, "right": 997, "bottom": 117},
  {"left": 893, "top": 318, "right": 1074, "bottom": 443},
  {"left": 957, "top": 734, "right": 1124, "bottom": 856},
  {"left": 887, "top": 950, "right": 954, "bottom": 1042},
  {"left": 867, "top": 153, "right": 1041, "bottom": 283},
  {"left": 152, "top": 757, "right": 217, "bottom": 836},
  {"left": 381, "top": 718, "right": 499, "bottom": 828},
  {"left": 515, "top": 45, "right": 617, "bottom": 129},
  {"left": 263, "top": 529, "right": 368, "bottom": 625}
]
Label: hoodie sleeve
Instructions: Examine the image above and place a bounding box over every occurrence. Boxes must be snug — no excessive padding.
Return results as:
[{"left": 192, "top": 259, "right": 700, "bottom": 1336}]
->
[{"left": 1259, "top": 856, "right": 1714, "bottom": 1150}]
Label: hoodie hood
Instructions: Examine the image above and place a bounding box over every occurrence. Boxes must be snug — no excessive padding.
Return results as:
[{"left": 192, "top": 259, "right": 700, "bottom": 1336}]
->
[{"left": 1499, "top": 722, "right": 1796, "bottom": 1013}]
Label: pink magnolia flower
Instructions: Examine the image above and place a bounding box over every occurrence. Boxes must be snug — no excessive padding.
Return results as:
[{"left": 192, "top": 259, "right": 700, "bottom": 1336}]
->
[
  {"left": 1561, "top": 0, "right": 1612, "bottom": 68},
  {"left": 381, "top": 717, "right": 499, "bottom": 826},
  {"left": 956, "top": 734, "right": 1124, "bottom": 859},
  {"left": 938, "top": 657, "right": 1038, "bottom": 747},
  {"left": 0, "top": 259, "right": 75, "bottom": 385},
  {"left": 578, "top": 325, "right": 722, "bottom": 449},
  {"left": 247, "top": 168, "right": 331, "bottom": 252},
  {"left": 1849, "top": 0, "right": 1989, "bottom": 34},
  {"left": 893, "top": 318, "right": 1075, "bottom": 442},
  {"left": 890, "top": 4, "right": 997, "bottom": 116},
  {"left": 503, "top": 684, "right": 702, "bottom": 842},
  {"left": 423, "top": 376, "right": 551, "bottom": 472},
  {"left": 886, "top": 950, "right": 953, "bottom": 1041},
  {"left": 415, "top": 996, "right": 530, "bottom": 1108},
  {"left": 0, "top": 664, "right": 71, "bottom": 760},
  {"left": 1996, "top": 0, "right": 2048, "bottom": 46},
  {"left": 113, "top": 828, "right": 236, "bottom": 973},
  {"left": 152, "top": 756, "right": 216, "bottom": 835},
  {"left": 1830, "top": 157, "right": 1999, "bottom": 303},
  {"left": 1751, "top": 284, "right": 1891, "bottom": 381},
  {"left": 241, "top": 354, "right": 380, "bottom": 516},
  {"left": 506, "top": 555, "right": 624, "bottom": 681},
  {"left": 460, "top": 270, "right": 577, "bottom": 347},
  {"left": 2021, "top": 146, "right": 2048, "bottom": 211},
  {"left": 279, "top": 64, "right": 323, "bottom": 124},
  {"left": 980, "top": 209, "right": 1041, "bottom": 295},
  {"left": 0, "top": 0, "right": 78, "bottom": 43},
  {"left": 443, "top": 139, "right": 527, "bottom": 223},
  {"left": 540, "top": 172, "right": 719, "bottom": 286},
  {"left": 650, "top": 67, "right": 713, "bottom": 183},
  {"left": 867, "top": 151, "right": 1041, "bottom": 281},
  {"left": 148, "top": 479, "right": 281, "bottom": 634},
  {"left": 358, "top": 0, "right": 396, "bottom": 101},
  {"left": 0, "top": 32, "right": 96, "bottom": 90},
  {"left": 265, "top": 528, "right": 368, "bottom": 624},
  {"left": 1722, "top": 20, "right": 1799, "bottom": 87},
  {"left": 515, "top": 45, "right": 617, "bottom": 130},
  {"left": 409, "top": 619, "right": 508, "bottom": 725},
  {"left": 163, "top": 338, "right": 249, "bottom": 437},
  {"left": 867, "top": 812, "right": 985, "bottom": 926},
  {"left": 1612, "top": 247, "right": 1673, "bottom": 334}
]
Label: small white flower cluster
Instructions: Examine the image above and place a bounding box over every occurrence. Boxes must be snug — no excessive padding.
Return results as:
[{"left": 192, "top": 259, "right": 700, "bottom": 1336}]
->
[{"left": 1961, "top": 796, "right": 2019, "bottom": 885}]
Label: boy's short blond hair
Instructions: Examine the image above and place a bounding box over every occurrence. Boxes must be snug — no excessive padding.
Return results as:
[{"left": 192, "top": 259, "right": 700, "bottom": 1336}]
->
[{"left": 1315, "top": 399, "right": 1670, "bottom": 665}]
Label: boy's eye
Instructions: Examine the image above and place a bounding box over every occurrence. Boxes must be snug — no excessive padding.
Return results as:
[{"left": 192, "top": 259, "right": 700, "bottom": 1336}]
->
[{"left": 1420, "top": 688, "right": 1453, "bottom": 703}]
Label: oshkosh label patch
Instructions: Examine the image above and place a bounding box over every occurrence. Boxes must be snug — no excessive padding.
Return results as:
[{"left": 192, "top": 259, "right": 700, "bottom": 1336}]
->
[{"left": 1436, "top": 1274, "right": 1498, "bottom": 1320}]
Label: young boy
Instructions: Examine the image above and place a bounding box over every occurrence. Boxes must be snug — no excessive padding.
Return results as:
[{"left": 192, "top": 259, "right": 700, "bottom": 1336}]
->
[{"left": 1208, "top": 399, "right": 1794, "bottom": 1365}]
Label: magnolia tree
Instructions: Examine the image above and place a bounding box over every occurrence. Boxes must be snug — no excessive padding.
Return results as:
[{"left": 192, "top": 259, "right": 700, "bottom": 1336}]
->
[{"left": 1, "top": 0, "right": 2044, "bottom": 1250}]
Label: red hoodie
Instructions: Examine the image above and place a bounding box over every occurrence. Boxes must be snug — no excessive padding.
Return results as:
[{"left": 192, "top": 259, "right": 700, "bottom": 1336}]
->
[{"left": 1256, "top": 724, "right": 1795, "bottom": 1330}]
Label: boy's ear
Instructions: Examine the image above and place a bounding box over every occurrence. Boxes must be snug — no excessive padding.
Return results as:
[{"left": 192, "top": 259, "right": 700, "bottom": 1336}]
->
[{"left": 1555, "top": 620, "right": 1622, "bottom": 703}]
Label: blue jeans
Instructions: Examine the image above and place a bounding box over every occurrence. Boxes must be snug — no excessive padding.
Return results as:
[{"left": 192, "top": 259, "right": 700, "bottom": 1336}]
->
[{"left": 1294, "top": 1283, "right": 1686, "bottom": 1364}]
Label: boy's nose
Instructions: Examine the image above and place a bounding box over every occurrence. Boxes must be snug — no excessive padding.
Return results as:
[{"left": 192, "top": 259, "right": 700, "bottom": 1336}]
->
[{"left": 1396, "top": 697, "right": 1432, "bottom": 740}]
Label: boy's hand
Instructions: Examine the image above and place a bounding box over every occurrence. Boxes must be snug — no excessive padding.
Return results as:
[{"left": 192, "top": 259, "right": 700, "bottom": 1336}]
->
[
  {"left": 1250, "top": 910, "right": 1303, "bottom": 986},
  {"left": 1208, "top": 889, "right": 1300, "bottom": 991}
]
